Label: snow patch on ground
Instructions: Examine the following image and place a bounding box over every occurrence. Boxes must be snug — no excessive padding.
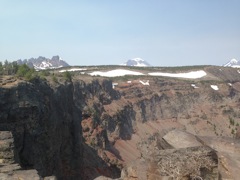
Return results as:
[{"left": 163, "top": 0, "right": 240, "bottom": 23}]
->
[
  {"left": 139, "top": 80, "right": 149, "bottom": 86},
  {"left": 148, "top": 70, "right": 207, "bottom": 79},
  {"left": 88, "top": 69, "right": 207, "bottom": 79},
  {"left": 112, "top": 83, "right": 119, "bottom": 89},
  {"left": 89, "top": 69, "right": 144, "bottom": 77},
  {"left": 211, "top": 85, "right": 219, "bottom": 91},
  {"left": 191, "top": 84, "right": 199, "bottom": 89},
  {"left": 59, "top": 68, "right": 87, "bottom": 72}
]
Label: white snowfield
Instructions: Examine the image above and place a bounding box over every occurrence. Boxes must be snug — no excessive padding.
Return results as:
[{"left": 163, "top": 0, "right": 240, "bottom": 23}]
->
[
  {"left": 88, "top": 69, "right": 207, "bottom": 79},
  {"left": 42, "top": 61, "right": 52, "bottom": 67},
  {"left": 211, "top": 85, "right": 219, "bottom": 91},
  {"left": 191, "top": 84, "right": 199, "bottom": 88},
  {"left": 224, "top": 58, "right": 239, "bottom": 67},
  {"left": 134, "top": 63, "right": 147, "bottom": 67},
  {"left": 59, "top": 68, "right": 87, "bottom": 72},
  {"left": 34, "top": 61, "right": 53, "bottom": 70},
  {"left": 148, "top": 70, "right": 207, "bottom": 79},
  {"left": 131, "top": 58, "right": 148, "bottom": 67},
  {"left": 89, "top": 69, "right": 144, "bottom": 77}
]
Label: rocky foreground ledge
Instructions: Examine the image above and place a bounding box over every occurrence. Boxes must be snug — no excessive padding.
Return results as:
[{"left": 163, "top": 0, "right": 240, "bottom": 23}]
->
[
  {"left": 0, "top": 131, "right": 56, "bottom": 180},
  {"left": 120, "top": 130, "right": 240, "bottom": 180},
  {"left": 1, "top": 129, "right": 239, "bottom": 180}
]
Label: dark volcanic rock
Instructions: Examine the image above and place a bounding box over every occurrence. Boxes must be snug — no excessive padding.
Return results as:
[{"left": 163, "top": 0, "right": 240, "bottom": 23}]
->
[
  {"left": 0, "top": 81, "right": 83, "bottom": 179},
  {"left": 0, "top": 78, "right": 121, "bottom": 179}
]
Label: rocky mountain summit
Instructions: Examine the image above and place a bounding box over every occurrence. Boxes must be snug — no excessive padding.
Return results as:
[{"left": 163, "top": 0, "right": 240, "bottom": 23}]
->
[
  {"left": 16, "top": 55, "right": 69, "bottom": 70},
  {"left": 224, "top": 58, "right": 240, "bottom": 68},
  {"left": 0, "top": 65, "right": 240, "bottom": 179}
]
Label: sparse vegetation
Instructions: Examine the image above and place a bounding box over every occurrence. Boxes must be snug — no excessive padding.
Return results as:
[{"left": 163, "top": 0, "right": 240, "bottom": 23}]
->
[
  {"left": 0, "top": 61, "right": 3, "bottom": 75},
  {"left": 201, "top": 113, "right": 207, "bottom": 120},
  {"left": 0, "top": 61, "right": 39, "bottom": 81},
  {"left": 16, "top": 64, "right": 37, "bottom": 81},
  {"left": 155, "top": 147, "right": 217, "bottom": 180},
  {"left": 229, "top": 117, "right": 235, "bottom": 126},
  {"left": 52, "top": 75, "right": 58, "bottom": 83},
  {"left": 90, "top": 137, "right": 96, "bottom": 147},
  {"left": 39, "top": 70, "right": 50, "bottom": 77},
  {"left": 222, "top": 107, "right": 234, "bottom": 115},
  {"left": 63, "top": 71, "right": 72, "bottom": 81}
]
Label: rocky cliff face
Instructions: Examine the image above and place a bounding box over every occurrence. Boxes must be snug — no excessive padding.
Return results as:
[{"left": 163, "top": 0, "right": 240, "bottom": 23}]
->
[
  {"left": 0, "top": 79, "right": 83, "bottom": 179},
  {"left": 0, "top": 77, "right": 121, "bottom": 179},
  {"left": 1, "top": 69, "right": 240, "bottom": 179}
]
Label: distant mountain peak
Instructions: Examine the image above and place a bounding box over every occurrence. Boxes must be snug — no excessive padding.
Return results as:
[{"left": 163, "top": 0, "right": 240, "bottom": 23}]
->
[
  {"left": 16, "top": 55, "right": 69, "bottom": 70},
  {"left": 229, "top": 58, "right": 238, "bottom": 64},
  {"left": 131, "top": 57, "right": 144, "bottom": 61},
  {"left": 121, "top": 58, "right": 151, "bottom": 67},
  {"left": 224, "top": 58, "right": 240, "bottom": 68}
]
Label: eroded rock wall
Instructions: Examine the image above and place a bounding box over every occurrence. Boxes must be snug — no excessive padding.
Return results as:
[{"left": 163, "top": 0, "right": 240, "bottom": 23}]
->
[{"left": 0, "top": 80, "right": 83, "bottom": 179}]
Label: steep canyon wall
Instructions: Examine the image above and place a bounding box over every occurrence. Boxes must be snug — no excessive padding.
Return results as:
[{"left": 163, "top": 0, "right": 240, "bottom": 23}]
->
[{"left": 0, "top": 74, "right": 240, "bottom": 179}]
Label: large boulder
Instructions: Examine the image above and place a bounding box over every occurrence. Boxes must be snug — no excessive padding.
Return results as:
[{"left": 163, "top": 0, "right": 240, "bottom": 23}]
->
[{"left": 163, "top": 129, "right": 202, "bottom": 149}]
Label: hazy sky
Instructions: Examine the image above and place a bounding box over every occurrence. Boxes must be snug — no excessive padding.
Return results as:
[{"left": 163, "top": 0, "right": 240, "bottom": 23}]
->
[{"left": 1, "top": 0, "right": 239, "bottom": 66}]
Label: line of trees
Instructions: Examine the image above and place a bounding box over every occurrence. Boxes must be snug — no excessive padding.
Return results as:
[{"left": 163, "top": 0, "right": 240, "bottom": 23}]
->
[
  {"left": 0, "top": 60, "right": 72, "bottom": 82},
  {"left": 0, "top": 60, "right": 36, "bottom": 80},
  {"left": 0, "top": 60, "right": 19, "bottom": 75}
]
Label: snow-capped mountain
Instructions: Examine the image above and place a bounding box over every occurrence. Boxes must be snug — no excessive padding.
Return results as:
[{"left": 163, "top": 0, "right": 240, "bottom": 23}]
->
[
  {"left": 121, "top": 58, "right": 151, "bottom": 67},
  {"left": 224, "top": 58, "right": 240, "bottom": 68},
  {"left": 16, "top": 55, "right": 69, "bottom": 70}
]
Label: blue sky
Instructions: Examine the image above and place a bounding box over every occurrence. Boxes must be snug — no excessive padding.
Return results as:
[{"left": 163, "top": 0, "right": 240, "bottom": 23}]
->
[{"left": 0, "top": 0, "right": 239, "bottom": 66}]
